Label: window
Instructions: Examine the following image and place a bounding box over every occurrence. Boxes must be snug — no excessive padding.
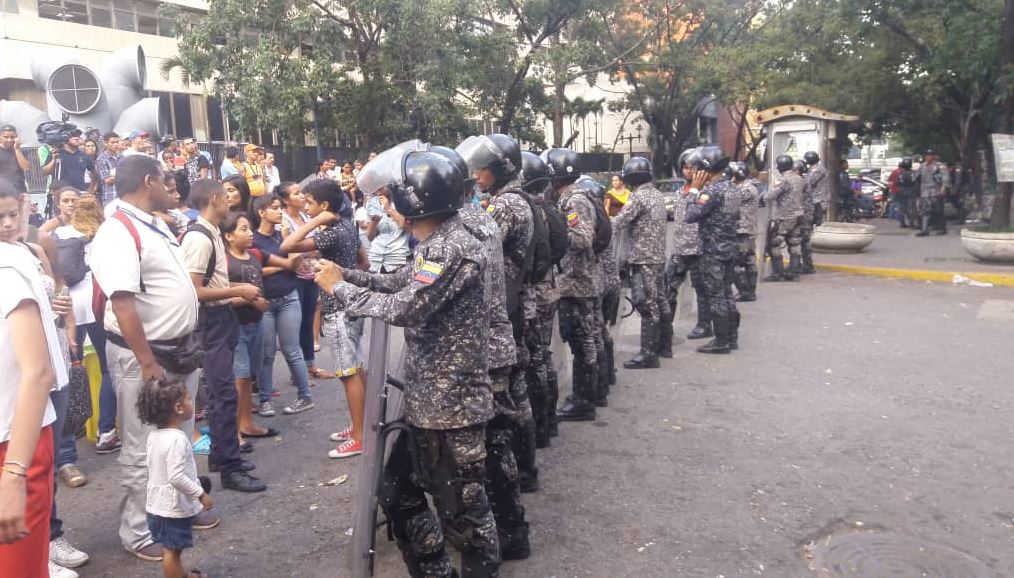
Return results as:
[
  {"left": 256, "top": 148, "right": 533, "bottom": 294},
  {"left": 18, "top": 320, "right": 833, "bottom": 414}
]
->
[
  {"left": 2, "top": 0, "right": 19, "bottom": 14},
  {"left": 172, "top": 93, "right": 193, "bottom": 138},
  {"left": 90, "top": 0, "right": 111, "bottom": 26},
  {"left": 49, "top": 65, "right": 102, "bottom": 114},
  {"left": 37, "top": 0, "right": 191, "bottom": 35}
]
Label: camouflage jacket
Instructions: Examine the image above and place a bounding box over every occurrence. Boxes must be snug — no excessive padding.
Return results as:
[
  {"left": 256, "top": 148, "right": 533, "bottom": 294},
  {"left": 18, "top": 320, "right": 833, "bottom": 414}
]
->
[
  {"left": 686, "top": 178, "right": 740, "bottom": 262},
  {"left": 336, "top": 214, "right": 494, "bottom": 430},
  {"left": 736, "top": 180, "right": 760, "bottom": 236},
  {"left": 808, "top": 164, "right": 830, "bottom": 204},
  {"left": 918, "top": 161, "right": 951, "bottom": 198},
  {"left": 801, "top": 174, "right": 815, "bottom": 222},
  {"left": 556, "top": 183, "right": 600, "bottom": 299},
  {"left": 611, "top": 182, "right": 667, "bottom": 265},
  {"left": 671, "top": 186, "right": 701, "bottom": 256},
  {"left": 488, "top": 181, "right": 534, "bottom": 315},
  {"left": 459, "top": 204, "right": 517, "bottom": 370},
  {"left": 599, "top": 236, "right": 620, "bottom": 293},
  {"left": 765, "top": 172, "right": 805, "bottom": 221}
]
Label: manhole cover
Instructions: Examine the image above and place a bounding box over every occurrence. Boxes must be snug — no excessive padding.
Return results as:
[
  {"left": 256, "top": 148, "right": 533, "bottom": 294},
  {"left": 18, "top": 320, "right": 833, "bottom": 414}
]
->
[{"left": 803, "top": 530, "right": 993, "bottom": 577}]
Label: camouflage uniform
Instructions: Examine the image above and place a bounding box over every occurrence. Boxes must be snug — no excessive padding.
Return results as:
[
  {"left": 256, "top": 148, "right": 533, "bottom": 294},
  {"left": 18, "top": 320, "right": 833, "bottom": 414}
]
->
[
  {"left": 917, "top": 161, "right": 951, "bottom": 235},
  {"left": 556, "top": 182, "right": 600, "bottom": 412},
  {"left": 487, "top": 181, "right": 537, "bottom": 492},
  {"left": 336, "top": 214, "right": 499, "bottom": 577},
  {"left": 799, "top": 173, "right": 816, "bottom": 273},
  {"left": 764, "top": 172, "right": 806, "bottom": 278},
  {"left": 808, "top": 163, "right": 829, "bottom": 227},
  {"left": 686, "top": 178, "right": 741, "bottom": 344},
  {"left": 595, "top": 234, "right": 621, "bottom": 400},
  {"left": 459, "top": 205, "right": 528, "bottom": 554},
  {"left": 661, "top": 187, "right": 708, "bottom": 352},
  {"left": 733, "top": 179, "right": 760, "bottom": 300},
  {"left": 611, "top": 182, "right": 667, "bottom": 360},
  {"left": 897, "top": 168, "right": 919, "bottom": 228}
]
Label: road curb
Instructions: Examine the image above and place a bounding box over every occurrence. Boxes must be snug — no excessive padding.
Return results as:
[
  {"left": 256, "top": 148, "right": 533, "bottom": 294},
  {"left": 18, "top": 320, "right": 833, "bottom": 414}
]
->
[{"left": 814, "top": 263, "right": 1014, "bottom": 287}]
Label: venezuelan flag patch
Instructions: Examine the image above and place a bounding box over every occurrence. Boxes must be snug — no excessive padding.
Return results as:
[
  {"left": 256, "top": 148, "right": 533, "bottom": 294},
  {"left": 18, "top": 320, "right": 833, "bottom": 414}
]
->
[
  {"left": 567, "top": 212, "right": 579, "bottom": 227},
  {"left": 414, "top": 260, "right": 444, "bottom": 285},
  {"left": 696, "top": 193, "right": 710, "bottom": 205}
]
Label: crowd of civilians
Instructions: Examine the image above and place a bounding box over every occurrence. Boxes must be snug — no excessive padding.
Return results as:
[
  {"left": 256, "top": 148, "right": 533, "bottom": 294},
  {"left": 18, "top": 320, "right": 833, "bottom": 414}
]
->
[{"left": 0, "top": 122, "right": 402, "bottom": 578}]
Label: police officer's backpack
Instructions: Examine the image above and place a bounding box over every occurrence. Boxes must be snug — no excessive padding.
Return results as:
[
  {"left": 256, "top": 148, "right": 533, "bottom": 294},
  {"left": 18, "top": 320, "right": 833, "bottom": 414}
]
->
[
  {"left": 524, "top": 194, "right": 569, "bottom": 283},
  {"left": 583, "top": 191, "right": 613, "bottom": 255}
]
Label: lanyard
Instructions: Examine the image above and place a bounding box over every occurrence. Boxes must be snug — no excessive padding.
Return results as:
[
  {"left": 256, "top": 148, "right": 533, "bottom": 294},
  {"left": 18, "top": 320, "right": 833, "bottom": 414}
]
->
[{"left": 116, "top": 207, "right": 178, "bottom": 246}]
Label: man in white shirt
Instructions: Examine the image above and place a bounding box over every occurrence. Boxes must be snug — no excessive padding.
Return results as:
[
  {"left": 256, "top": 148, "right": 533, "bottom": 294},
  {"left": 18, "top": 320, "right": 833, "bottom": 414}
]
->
[
  {"left": 89, "top": 155, "right": 203, "bottom": 562},
  {"left": 180, "top": 181, "right": 266, "bottom": 493},
  {"left": 121, "top": 130, "right": 150, "bottom": 158}
]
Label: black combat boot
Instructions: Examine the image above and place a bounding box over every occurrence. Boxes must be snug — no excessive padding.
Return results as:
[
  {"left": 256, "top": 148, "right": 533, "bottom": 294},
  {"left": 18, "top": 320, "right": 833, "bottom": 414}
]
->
[
  {"left": 800, "top": 245, "right": 816, "bottom": 274},
  {"left": 785, "top": 255, "right": 801, "bottom": 281},
  {"left": 625, "top": 319, "right": 661, "bottom": 369},
  {"left": 696, "top": 315, "right": 732, "bottom": 354},
  {"left": 916, "top": 214, "right": 931, "bottom": 237},
  {"left": 556, "top": 396, "right": 595, "bottom": 421},
  {"left": 593, "top": 347, "right": 609, "bottom": 407},
  {"left": 501, "top": 523, "right": 531, "bottom": 561},
  {"left": 735, "top": 268, "right": 757, "bottom": 301},
  {"left": 763, "top": 254, "right": 786, "bottom": 281},
  {"left": 604, "top": 337, "right": 617, "bottom": 386},
  {"left": 729, "top": 310, "right": 740, "bottom": 350},
  {"left": 658, "top": 322, "right": 674, "bottom": 358}
]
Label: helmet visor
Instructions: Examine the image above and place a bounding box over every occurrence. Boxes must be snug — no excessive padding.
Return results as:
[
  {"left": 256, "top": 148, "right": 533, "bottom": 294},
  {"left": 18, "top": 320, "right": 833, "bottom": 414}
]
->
[
  {"left": 357, "top": 139, "right": 426, "bottom": 196},
  {"left": 454, "top": 135, "right": 503, "bottom": 173}
]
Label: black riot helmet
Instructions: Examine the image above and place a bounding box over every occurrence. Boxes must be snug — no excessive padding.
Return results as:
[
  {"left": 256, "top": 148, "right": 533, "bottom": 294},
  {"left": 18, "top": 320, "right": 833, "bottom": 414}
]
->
[
  {"left": 427, "top": 144, "right": 477, "bottom": 203},
  {"left": 575, "top": 175, "right": 606, "bottom": 202},
  {"left": 677, "top": 148, "right": 697, "bottom": 169},
  {"left": 455, "top": 134, "right": 521, "bottom": 187},
  {"left": 541, "top": 148, "right": 581, "bottom": 186},
  {"left": 793, "top": 160, "right": 808, "bottom": 175},
  {"left": 620, "top": 156, "right": 653, "bottom": 186},
  {"left": 520, "top": 151, "right": 551, "bottom": 194},
  {"left": 775, "top": 154, "right": 794, "bottom": 173},
  {"left": 803, "top": 151, "right": 820, "bottom": 166},
  {"left": 899, "top": 157, "right": 913, "bottom": 170},
  {"left": 390, "top": 151, "right": 466, "bottom": 220},
  {"left": 687, "top": 144, "right": 730, "bottom": 173},
  {"left": 728, "top": 161, "right": 748, "bottom": 181}
]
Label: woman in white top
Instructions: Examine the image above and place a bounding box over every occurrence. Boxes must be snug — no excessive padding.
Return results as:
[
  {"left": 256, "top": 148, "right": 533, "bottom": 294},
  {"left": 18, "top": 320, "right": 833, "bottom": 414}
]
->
[{"left": 0, "top": 179, "right": 68, "bottom": 578}]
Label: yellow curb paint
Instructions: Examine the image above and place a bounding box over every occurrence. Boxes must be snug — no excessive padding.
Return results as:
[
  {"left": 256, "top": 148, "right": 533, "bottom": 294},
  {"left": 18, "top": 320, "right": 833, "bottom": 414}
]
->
[{"left": 814, "top": 263, "right": 1014, "bottom": 287}]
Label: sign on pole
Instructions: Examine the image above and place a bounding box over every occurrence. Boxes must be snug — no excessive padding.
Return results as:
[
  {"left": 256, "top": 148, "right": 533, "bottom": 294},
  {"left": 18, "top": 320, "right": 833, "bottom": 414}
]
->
[{"left": 991, "top": 133, "right": 1014, "bottom": 183}]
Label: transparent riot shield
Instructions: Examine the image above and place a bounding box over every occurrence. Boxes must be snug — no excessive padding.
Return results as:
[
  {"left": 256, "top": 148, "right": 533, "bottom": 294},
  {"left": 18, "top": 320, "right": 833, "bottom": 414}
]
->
[{"left": 349, "top": 318, "right": 409, "bottom": 578}]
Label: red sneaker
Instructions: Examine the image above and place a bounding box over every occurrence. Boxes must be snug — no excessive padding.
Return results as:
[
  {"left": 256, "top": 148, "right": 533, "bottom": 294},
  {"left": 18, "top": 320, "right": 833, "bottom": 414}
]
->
[{"left": 328, "top": 439, "right": 362, "bottom": 459}]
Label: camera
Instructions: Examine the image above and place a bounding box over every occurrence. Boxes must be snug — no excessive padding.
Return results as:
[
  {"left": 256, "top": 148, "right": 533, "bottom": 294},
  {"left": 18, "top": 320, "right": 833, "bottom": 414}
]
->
[{"left": 36, "top": 120, "right": 79, "bottom": 148}]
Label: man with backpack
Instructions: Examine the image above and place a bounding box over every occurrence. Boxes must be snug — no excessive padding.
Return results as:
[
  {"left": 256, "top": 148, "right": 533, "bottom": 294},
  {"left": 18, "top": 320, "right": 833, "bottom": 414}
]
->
[
  {"left": 543, "top": 147, "right": 599, "bottom": 422},
  {"left": 575, "top": 175, "right": 615, "bottom": 407},
  {"left": 180, "top": 181, "right": 267, "bottom": 493},
  {"left": 611, "top": 156, "right": 668, "bottom": 369},
  {"left": 520, "top": 152, "right": 569, "bottom": 447},
  {"left": 456, "top": 134, "right": 540, "bottom": 493}
]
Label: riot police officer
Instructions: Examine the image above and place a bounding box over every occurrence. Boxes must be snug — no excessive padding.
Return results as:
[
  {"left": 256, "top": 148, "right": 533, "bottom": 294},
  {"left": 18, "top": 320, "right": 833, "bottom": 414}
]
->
[
  {"left": 916, "top": 148, "right": 951, "bottom": 236},
  {"left": 764, "top": 154, "right": 806, "bottom": 281},
  {"left": 456, "top": 134, "right": 540, "bottom": 494},
  {"left": 575, "top": 174, "right": 614, "bottom": 407},
  {"left": 794, "top": 160, "right": 816, "bottom": 274},
  {"left": 543, "top": 147, "right": 599, "bottom": 421},
  {"left": 685, "top": 145, "right": 741, "bottom": 353},
  {"left": 896, "top": 157, "right": 919, "bottom": 229},
  {"left": 729, "top": 162, "right": 759, "bottom": 301},
  {"left": 803, "top": 151, "right": 828, "bottom": 227},
  {"left": 315, "top": 150, "right": 499, "bottom": 578},
  {"left": 612, "top": 156, "right": 667, "bottom": 368}
]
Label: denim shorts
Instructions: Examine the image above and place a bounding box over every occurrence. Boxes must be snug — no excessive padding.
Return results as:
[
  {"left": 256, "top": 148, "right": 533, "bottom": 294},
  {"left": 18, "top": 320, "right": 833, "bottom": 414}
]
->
[
  {"left": 233, "top": 321, "right": 264, "bottom": 380},
  {"left": 147, "top": 513, "right": 194, "bottom": 550},
  {"left": 322, "top": 311, "right": 365, "bottom": 377}
]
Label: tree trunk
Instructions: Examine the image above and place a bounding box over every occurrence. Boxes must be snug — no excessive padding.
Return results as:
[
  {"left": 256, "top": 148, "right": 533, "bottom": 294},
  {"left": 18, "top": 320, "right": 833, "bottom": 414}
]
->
[
  {"left": 553, "top": 78, "right": 566, "bottom": 147},
  {"left": 990, "top": 0, "right": 1014, "bottom": 230}
]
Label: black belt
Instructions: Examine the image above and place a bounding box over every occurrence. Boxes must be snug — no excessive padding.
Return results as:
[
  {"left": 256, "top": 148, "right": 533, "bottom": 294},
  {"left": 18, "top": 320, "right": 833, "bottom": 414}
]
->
[{"left": 107, "top": 332, "right": 190, "bottom": 350}]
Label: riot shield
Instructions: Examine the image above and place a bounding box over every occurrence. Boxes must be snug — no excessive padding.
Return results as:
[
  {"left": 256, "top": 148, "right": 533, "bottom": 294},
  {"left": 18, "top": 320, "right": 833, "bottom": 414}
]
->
[{"left": 350, "top": 318, "right": 410, "bottom": 578}]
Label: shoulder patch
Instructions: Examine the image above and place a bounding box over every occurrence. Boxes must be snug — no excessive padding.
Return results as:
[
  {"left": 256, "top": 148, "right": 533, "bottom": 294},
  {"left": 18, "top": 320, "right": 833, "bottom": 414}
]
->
[
  {"left": 413, "top": 257, "right": 444, "bottom": 285},
  {"left": 567, "top": 212, "right": 580, "bottom": 227},
  {"left": 486, "top": 204, "right": 497, "bottom": 214},
  {"left": 696, "top": 193, "right": 710, "bottom": 205}
]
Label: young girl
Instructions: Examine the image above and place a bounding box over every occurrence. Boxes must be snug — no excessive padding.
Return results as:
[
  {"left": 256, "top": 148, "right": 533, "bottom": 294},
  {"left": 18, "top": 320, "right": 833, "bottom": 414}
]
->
[
  {"left": 222, "top": 212, "right": 278, "bottom": 445},
  {"left": 137, "top": 378, "right": 212, "bottom": 578}
]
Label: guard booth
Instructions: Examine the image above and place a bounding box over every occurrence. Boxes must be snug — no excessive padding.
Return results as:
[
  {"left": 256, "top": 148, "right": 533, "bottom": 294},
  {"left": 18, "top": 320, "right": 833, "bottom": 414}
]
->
[{"left": 755, "top": 104, "right": 859, "bottom": 222}]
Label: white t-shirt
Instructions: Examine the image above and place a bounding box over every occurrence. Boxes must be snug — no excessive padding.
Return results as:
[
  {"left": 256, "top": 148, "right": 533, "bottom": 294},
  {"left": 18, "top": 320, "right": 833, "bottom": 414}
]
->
[
  {"left": 53, "top": 225, "right": 95, "bottom": 326},
  {"left": 90, "top": 203, "right": 199, "bottom": 341},
  {"left": 0, "top": 255, "right": 58, "bottom": 443},
  {"left": 145, "top": 428, "right": 203, "bottom": 518}
]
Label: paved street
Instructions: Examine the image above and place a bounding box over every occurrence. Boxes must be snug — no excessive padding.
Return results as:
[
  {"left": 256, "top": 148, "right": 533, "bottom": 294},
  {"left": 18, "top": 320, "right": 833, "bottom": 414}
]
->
[{"left": 60, "top": 272, "right": 1014, "bottom": 577}]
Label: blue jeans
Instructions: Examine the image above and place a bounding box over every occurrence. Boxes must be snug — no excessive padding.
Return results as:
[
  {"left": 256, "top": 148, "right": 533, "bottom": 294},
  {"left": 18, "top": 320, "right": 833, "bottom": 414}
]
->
[
  {"left": 76, "top": 322, "right": 116, "bottom": 434},
  {"left": 234, "top": 321, "right": 264, "bottom": 380},
  {"left": 49, "top": 386, "right": 71, "bottom": 540},
  {"left": 258, "top": 290, "right": 312, "bottom": 403},
  {"left": 295, "top": 279, "right": 319, "bottom": 367}
]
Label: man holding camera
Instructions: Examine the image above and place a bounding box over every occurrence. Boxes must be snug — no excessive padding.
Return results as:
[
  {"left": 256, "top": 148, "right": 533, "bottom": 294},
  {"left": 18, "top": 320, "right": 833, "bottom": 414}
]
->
[{"left": 41, "top": 128, "right": 97, "bottom": 194}]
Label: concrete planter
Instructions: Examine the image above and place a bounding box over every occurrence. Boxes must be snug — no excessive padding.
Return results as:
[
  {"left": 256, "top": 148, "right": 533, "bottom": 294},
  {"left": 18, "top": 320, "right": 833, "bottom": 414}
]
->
[
  {"left": 960, "top": 228, "right": 1014, "bottom": 264},
  {"left": 810, "top": 222, "right": 876, "bottom": 253}
]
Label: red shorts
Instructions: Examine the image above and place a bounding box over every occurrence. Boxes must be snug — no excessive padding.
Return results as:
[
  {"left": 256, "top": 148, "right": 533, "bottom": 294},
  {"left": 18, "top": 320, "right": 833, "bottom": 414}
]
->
[{"left": 0, "top": 426, "right": 54, "bottom": 578}]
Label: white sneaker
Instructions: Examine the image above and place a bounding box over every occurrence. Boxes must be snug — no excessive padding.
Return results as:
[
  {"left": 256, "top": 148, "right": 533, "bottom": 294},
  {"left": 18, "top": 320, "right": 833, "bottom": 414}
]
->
[
  {"left": 48, "top": 560, "right": 79, "bottom": 578},
  {"left": 50, "top": 536, "right": 89, "bottom": 568}
]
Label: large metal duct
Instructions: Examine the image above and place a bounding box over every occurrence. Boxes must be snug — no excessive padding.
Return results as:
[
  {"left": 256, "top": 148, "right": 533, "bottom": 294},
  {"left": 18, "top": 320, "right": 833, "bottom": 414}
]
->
[
  {"left": 0, "top": 100, "right": 51, "bottom": 147},
  {"left": 113, "top": 98, "right": 167, "bottom": 138},
  {"left": 101, "top": 46, "right": 146, "bottom": 123},
  {"left": 30, "top": 51, "right": 83, "bottom": 92}
]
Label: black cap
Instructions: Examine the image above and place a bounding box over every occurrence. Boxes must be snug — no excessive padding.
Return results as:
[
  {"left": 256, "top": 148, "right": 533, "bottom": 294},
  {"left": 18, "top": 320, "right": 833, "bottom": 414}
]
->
[{"left": 0, "top": 124, "right": 16, "bottom": 133}]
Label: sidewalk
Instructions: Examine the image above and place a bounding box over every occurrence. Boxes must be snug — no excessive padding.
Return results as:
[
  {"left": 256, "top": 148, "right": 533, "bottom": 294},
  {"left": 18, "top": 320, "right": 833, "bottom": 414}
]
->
[{"left": 813, "top": 218, "right": 1014, "bottom": 287}]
